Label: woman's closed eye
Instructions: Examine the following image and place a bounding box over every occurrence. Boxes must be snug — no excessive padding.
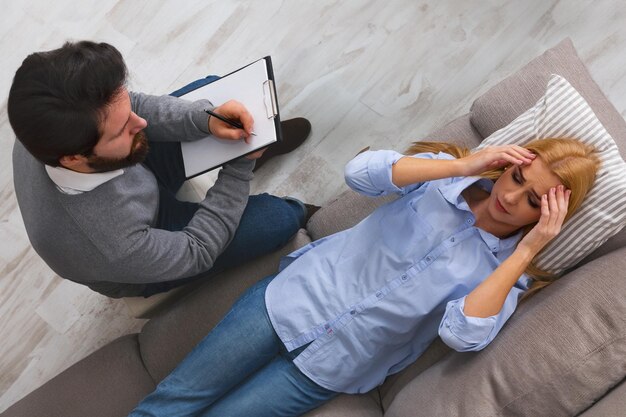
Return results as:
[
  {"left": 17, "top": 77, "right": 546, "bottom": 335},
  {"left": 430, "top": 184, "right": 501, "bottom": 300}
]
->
[
  {"left": 512, "top": 171, "right": 540, "bottom": 209},
  {"left": 527, "top": 198, "right": 540, "bottom": 209}
]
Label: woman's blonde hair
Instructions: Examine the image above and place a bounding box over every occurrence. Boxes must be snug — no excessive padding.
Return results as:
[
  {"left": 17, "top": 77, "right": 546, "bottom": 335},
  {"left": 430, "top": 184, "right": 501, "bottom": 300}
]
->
[{"left": 406, "top": 138, "right": 601, "bottom": 299}]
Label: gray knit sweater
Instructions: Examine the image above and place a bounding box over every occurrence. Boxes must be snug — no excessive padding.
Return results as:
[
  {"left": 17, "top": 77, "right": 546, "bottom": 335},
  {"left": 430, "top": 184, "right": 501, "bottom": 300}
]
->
[{"left": 12, "top": 92, "right": 255, "bottom": 297}]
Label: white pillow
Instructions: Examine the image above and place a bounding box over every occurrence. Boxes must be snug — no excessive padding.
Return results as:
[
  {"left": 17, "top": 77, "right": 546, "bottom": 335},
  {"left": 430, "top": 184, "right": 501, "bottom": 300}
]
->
[{"left": 476, "top": 74, "right": 626, "bottom": 275}]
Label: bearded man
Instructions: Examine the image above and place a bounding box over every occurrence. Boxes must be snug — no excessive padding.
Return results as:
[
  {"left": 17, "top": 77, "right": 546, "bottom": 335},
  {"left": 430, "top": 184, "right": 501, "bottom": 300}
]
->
[{"left": 9, "top": 41, "right": 313, "bottom": 298}]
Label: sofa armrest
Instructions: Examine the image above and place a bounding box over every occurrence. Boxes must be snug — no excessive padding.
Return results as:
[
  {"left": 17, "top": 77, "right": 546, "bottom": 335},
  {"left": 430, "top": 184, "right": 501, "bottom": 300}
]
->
[
  {"left": 384, "top": 247, "right": 626, "bottom": 417},
  {"left": 578, "top": 377, "right": 626, "bottom": 417},
  {"left": 0, "top": 335, "right": 154, "bottom": 417}
]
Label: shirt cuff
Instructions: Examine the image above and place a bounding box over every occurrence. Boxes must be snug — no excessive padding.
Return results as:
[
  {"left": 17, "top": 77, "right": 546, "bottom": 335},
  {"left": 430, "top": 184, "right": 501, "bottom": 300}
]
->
[
  {"left": 366, "top": 150, "right": 406, "bottom": 194},
  {"left": 439, "top": 297, "right": 497, "bottom": 352}
]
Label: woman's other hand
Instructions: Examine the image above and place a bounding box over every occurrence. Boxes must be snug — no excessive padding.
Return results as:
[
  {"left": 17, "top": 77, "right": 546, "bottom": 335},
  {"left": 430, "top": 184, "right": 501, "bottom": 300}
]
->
[
  {"left": 458, "top": 145, "right": 536, "bottom": 176},
  {"left": 518, "top": 185, "right": 571, "bottom": 255}
]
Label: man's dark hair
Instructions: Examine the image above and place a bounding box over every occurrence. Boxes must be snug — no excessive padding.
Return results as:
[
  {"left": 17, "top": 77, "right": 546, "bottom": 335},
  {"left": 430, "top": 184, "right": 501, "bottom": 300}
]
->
[{"left": 7, "top": 41, "right": 128, "bottom": 166}]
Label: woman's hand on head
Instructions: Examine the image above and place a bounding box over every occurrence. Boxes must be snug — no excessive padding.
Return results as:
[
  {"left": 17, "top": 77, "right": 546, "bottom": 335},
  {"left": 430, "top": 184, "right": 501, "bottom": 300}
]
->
[
  {"left": 458, "top": 145, "right": 536, "bottom": 176},
  {"left": 518, "top": 185, "right": 571, "bottom": 255}
]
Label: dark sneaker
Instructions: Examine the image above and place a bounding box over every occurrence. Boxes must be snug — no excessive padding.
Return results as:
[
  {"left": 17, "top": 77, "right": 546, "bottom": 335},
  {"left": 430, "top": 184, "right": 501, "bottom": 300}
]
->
[
  {"left": 304, "top": 203, "right": 322, "bottom": 224},
  {"left": 253, "top": 117, "right": 312, "bottom": 171}
]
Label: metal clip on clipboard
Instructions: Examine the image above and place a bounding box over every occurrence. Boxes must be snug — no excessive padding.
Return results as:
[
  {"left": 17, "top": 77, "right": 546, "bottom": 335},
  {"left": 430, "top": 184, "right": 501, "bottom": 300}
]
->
[{"left": 263, "top": 79, "right": 278, "bottom": 119}]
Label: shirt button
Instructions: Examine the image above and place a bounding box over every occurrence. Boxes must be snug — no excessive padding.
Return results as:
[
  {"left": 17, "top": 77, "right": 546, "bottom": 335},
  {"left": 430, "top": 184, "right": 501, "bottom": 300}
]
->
[
  {"left": 376, "top": 292, "right": 383, "bottom": 298},
  {"left": 350, "top": 309, "right": 356, "bottom": 315},
  {"left": 450, "top": 237, "right": 455, "bottom": 243},
  {"left": 426, "top": 256, "right": 432, "bottom": 262},
  {"left": 324, "top": 324, "right": 330, "bottom": 329},
  {"left": 401, "top": 274, "right": 408, "bottom": 281},
  {"left": 466, "top": 219, "right": 473, "bottom": 224}
]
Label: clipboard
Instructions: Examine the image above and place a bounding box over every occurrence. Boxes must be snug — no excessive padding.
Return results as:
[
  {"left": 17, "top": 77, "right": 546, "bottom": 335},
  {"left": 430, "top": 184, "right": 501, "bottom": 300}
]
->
[{"left": 178, "top": 56, "right": 281, "bottom": 179}]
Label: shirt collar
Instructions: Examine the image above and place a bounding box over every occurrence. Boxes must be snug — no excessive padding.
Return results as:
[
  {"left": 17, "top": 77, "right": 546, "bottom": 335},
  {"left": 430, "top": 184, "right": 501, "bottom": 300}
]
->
[
  {"left": 438, "top": 176, "right": 522, "bottom": 253},
  {"left": 45, "top": 165, "right": 124, "bottom": 195},
  {"left": 438, "top": 176, "right": 493, "bottom": 209},
  {"left": 477, "top": 227, "right": 523, "bottom": 253}
]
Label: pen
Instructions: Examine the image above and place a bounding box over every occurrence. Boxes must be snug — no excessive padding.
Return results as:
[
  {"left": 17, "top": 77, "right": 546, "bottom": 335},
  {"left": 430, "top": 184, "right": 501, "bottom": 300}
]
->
[{"left": 204, "top": 109, "right": 257, "bottom": 136}]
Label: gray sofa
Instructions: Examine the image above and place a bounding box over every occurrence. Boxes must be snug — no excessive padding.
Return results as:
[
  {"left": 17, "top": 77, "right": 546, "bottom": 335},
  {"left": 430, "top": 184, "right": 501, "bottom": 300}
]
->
[{"left": 3, "top": 38, "right": 625, "bottom": 417}]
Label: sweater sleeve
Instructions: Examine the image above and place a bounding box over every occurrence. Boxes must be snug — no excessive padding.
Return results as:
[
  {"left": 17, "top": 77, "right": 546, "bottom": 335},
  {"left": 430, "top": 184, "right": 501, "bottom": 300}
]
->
[
  {"left": 437, "top": 281, "right": 527, "bottom": 352},
  {"left": 81, "top": 157, "right": 256, "bottom": 284},
  {"left": 129, "top": 91, "right": 214, "bottom": 142},
  {"left": 344, "top": 150, "right": 455, "bottom": 197}
]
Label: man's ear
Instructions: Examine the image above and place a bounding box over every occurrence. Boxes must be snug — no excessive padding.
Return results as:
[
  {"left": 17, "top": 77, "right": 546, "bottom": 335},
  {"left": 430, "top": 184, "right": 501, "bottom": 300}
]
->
[{"left": 58, "top": 154, "right": 90, "bottom": 171}]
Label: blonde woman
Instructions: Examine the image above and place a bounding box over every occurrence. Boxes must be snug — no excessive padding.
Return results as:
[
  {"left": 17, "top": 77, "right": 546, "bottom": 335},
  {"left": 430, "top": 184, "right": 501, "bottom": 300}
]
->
[{"left": 130, "top": 138, "right": 600, "bottom": 417}]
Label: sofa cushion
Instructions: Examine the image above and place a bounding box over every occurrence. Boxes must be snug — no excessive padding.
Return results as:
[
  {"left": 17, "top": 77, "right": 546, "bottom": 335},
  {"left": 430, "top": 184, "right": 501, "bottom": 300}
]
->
[
  {"left": 303, "top": 393, "right": 383, "bottom": 417},
  {"left": 578, "top": 377, "right": 626, "bottom": 417},
  {"left": 378, "top": 338, "right": 451, "bottom": 410},
  {"left": 383, "top": 247, "right": 626, "bottom": 417},
  {"left": 1, "top": 335, "right": 154, "bottom": 417},
  {"left": 475, "top": 74, "right": 626, "bottom": 274},
  {"left": 138, "top": 229, "right": 311, "bottom": 383}
]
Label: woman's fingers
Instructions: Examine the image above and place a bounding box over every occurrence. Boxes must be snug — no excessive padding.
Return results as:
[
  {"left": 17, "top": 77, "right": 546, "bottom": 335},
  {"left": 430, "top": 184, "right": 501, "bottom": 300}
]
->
[
  {"left": 488, "top": 146, "right": 535, "bottom": 166},
  {"left": 513, "top": 145, "right": 536, "bottom": 160},
  {"left": 547, "top": 187, "right": 559, "bottom": 228},
  {"left": 505, "top": 146, "right": 535, "bottom": 165},
  {"left": 490, "top": 151, "right": 523, "bottom": 167},
  {"left": 540, "top": 193, "right": 550, "bottom": 225},
  {"left": 466, "top": 145, "right": 535, "bottom": 176},
  {"left": 556, "top": 186, "right": 570, "bottom": 225},
  {"left": 544, "top": 186, "right": 570, "bottom": 234},
  {"left": 522, "top": 184, "right": 570, "bottom": 251}
]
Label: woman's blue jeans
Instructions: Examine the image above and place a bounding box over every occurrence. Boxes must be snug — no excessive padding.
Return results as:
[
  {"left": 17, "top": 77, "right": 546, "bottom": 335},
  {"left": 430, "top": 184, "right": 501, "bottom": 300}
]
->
[
  {"left": 139, "top": 76, "right": 306, "bottom": 296},
  {"left": 129, "top": 275, "right": 338, "bottom": 416}
]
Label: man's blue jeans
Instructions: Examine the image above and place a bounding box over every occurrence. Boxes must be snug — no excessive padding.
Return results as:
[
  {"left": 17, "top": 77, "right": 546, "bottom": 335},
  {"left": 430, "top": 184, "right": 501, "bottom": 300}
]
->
[
  {"left": 139, "top": 76, "right": 306, "bottom": 296},
  {"left": 129, "top": 275, "right": 338, "bottom": 416}
]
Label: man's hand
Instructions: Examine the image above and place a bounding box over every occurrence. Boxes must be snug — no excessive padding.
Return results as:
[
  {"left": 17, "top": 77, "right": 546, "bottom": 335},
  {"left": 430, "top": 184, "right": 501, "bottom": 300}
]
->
[{"left": 208, "top": 100, "right": 254, "bottom": 143}]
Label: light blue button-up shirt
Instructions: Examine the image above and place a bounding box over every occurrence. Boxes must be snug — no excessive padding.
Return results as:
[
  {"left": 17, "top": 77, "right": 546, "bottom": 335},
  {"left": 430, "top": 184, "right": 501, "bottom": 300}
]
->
[{"left": 265, "top": 150, "right": 530, "bottom": 394}]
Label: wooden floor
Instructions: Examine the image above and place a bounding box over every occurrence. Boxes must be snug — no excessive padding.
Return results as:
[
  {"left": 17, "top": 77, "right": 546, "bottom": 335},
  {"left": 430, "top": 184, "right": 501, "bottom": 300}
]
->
[{"left": 1, "top": 0, "right": 626, "bottom": 411}]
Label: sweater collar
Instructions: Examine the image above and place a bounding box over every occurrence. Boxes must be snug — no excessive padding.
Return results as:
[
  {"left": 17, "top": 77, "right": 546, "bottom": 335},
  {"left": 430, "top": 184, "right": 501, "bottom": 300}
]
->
[{"left": 45, "top": 165, "right": 124, "bottom": 195}]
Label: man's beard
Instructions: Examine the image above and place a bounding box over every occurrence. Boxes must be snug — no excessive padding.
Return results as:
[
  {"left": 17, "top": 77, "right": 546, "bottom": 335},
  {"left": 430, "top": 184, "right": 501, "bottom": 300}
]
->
[{"left": 87, "top": 131, "right": 149, "bottom": 172}]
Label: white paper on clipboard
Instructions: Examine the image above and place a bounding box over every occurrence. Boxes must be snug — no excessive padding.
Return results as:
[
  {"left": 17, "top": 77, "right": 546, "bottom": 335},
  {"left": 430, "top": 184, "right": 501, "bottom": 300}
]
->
[{"left": 180, "top": 58, "right": 278, "bottom": 178}]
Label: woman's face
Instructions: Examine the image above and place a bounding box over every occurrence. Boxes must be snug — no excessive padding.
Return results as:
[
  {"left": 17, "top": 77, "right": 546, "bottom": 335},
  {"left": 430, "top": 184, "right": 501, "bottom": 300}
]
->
[{"left": 488, "top": 156, "right": 563, "bottom": 228}]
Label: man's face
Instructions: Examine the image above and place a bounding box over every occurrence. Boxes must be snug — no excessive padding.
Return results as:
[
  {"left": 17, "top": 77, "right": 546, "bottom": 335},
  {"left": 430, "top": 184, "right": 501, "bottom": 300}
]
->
[{"left": 88, "top": 88, "right": 149, "bottom": 172}]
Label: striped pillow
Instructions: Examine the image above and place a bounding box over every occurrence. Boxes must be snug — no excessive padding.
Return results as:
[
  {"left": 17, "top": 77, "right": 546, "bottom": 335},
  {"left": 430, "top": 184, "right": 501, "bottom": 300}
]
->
[{"left": 476, "top": 74, "right": 626, "bottom": 275}]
